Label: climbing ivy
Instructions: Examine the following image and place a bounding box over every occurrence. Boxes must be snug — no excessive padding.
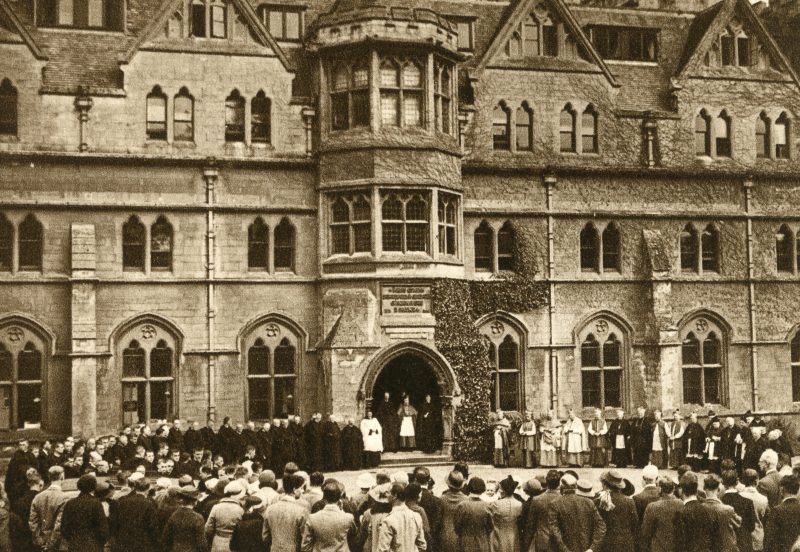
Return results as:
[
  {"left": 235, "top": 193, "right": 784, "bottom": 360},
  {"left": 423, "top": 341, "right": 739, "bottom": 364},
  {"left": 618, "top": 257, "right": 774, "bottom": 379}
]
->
[{"left": 431, "top": 222, "right": 548, "bottom": 462}]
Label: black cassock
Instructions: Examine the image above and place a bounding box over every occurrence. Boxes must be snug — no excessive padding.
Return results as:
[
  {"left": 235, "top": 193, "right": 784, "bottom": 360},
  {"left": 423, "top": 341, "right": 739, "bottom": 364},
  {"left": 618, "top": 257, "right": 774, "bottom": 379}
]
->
[
  {"left": 375, "top": 399, "right": 399, "bottom": 452},
  {"left": 416, "top": 403, "right": 440, "bottom": 453},
  {"left": 271, "top": 426, "right": 294, "bottom": 474},
  {"left": 341, "top": 423, "right": 363, "bottom": 471},
  {"left": 256, "top": 428, "right": 273, "bottom": 467},
  {"left": 322, "top": 420, "right": 343, "bottom": 472},
  {"left": 290, "top": 421, "right": 306, "bottom": 469},
  {"left": 608, "top": 419, "right": 631, "bottom": 467},
  {"left": 217, "top": 424, "right": 238, "bottom": 463},
  {"left": 304, "top": 420, "right": 325, "bottom": 472}
]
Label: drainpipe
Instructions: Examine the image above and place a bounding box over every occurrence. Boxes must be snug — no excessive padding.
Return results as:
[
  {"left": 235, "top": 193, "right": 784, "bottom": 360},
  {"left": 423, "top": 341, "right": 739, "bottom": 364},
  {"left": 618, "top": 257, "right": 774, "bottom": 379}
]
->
[
  {"left": 544, "top": 172, "right": 558, "bottom": 413},
  {"left": 643, "top": 113, "right": 658, "bottom": 168},
  {"left": 203, "top": 159, "right": 219, "bottom": 423},
  {"left": 744, "top": 178, "right": 759, "bottom": 411},
  {"left": 301, "top": 107, "right": 316, "bottom": 157},
  {"left": 74, "top": 87, "right": 93, "bottom": 153}
]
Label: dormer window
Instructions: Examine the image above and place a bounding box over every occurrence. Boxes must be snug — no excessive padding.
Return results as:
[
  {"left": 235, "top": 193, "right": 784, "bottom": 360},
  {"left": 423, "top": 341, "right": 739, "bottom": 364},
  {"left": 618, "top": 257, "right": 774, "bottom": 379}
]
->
[
  {"left": 454, "top": 20, "right": 474, "bottom": 51},
  {"left": 259, "top": 6, "right": 302, "bottom": 40},
  {"left": 717, "top": 25, "right": 751, "bottom": 67},
  {"left": 589, "top": 26, "right": 657, "bottom": 62},
  {"left": 37, "top": 0, "right": 125, "bottom": 31},
  {"left": 189, "top": 0, "right": 228, "bottom": 38},
  {"left": 505, "top": 6, "right": 557, "bottom": 58}
]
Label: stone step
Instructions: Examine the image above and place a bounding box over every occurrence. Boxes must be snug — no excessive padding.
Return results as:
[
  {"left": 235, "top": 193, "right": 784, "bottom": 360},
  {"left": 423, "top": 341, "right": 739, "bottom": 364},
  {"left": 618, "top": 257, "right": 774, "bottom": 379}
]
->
[{"left": 379, "top": 452, "right": 452, "bottom": 468}]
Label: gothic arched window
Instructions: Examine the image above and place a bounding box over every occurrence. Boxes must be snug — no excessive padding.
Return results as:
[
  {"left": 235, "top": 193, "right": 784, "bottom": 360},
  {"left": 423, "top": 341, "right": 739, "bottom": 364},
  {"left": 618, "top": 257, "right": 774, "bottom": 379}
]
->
[
  {"left": 146, "top": 86, "right": 167, "bottom": 141},
  {"left": 479, "top": 317, "right": 526, "bottom": 412},
  {"left": 122, "top": 216, "right": 145, "bottom": 271},
  {"left": 681, "top": 317, "right": 726, "bottom": 405},
  {"left": 18, "top": 214, "right": 43, "bottom": 272},
  {"left": 474, "top": 221, "right": 494, "bottom": 272},
  {"left": 274, "top": 218, "right": 295, "bottom": 272},
  {"left": 560, "top": 105, "right": 577, "bottom": 152},
  {"left": 0, "top": 214, "right": 12, "bottom": 272},
  {"left": 150, "top": 216, "right": 173, "bottom": 271},
  {"left": 225, "top": 90, "right": 245, "bottom": 142},
  {"left": 244, "top": 320, "right": 302, "bottom": 419},
  {"left": 248, "top": 218, "right": 269, "bottom": 270},
  {"left": 493, "top": 103, "right": 511, "bottom": 150}
]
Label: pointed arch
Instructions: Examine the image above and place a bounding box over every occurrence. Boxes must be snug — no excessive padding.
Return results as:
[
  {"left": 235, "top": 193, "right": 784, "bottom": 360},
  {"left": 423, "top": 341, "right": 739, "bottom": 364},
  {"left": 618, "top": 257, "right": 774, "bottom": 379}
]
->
[
  {"left": 775, "top": 112, "right": 790, "bottom": 159},
  {"left": 776, "top": 224, "right": 794, "bottom": 273},
  {"left": 274, "top": 217, "right": 295, "bottom": 272},
  {"left": 756, "top": 111, "right": 770, "bottom": 159},
  {"left": 18, "top": 214, "right": 43, "bottom": 272},
  {"left": 150, "top": 215, "right": 173, "bottom": 271},
  {"left": 580, "top": 222, "right": 599, "bottom": 272},
  {"left": 251, "top": 90, "right": 271, "bottom": 144},
  {"left": 225, "top": 89, "right": 245, "bottom": 142},
  {"left": 0, "top": 213, "right": 12, "bottom": 271},
  {"left": 248, "top": 217, "right": 269, "bottom": 270},
  {"left": 474, "top": 220, "right": 494, "bottom": 272},
  {"left": 0, "top": 78, "right": 18, "bottom": 136},
  {"left": 575, "top": 311, "right": 631, "bottom": 409},
  {"left": 146, "top": 86, "right": 167, "bottom": 141},
  {"left": 701, "top": 223, "right": 719, "bottom": 272},
  {"left": 493, "top": 102, "right": 511, "bottom": 150},
  {"left": 695, "top": 109, "right": 711, "bottom": 156},
  {"left": 680, "top": 224, "right": 699, "bottom": 272},
  {"left": 497, "top": 221, "right": 516, "bottom": 271},
  {"left": 679, "top": 311, "right": 728, "bottom": 406},
  {"left": 122, "top": 215, "right": 145, "bottom": 271},
  {"left": 581, "top": 104, "right": 598, "bottom": 153},
  {"left": 174, "top": 87, "right": 194, "bottom": 142},
  {"left": 602, "top": 222, "right": 620, "bottom": 271},
  {"left": 516, "top": 103, "right": 533, "bottom": 151},
  {"left": 715, "top": 110, "right": 732, "bottom": 157},
  {"left": 560, "top": 104, "right": 577, "bottom": 152}
]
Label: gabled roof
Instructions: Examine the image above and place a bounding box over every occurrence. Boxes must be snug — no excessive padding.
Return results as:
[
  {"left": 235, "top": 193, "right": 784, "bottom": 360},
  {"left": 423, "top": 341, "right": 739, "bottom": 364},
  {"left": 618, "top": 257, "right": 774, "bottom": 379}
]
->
[
  {"left": 676, "top": 0, "right": 800, "bottom": 87},
  {"left": 0, "top": 0, "right": 46, "bottom": 59},
  {"left": 121, "top": 0, "right": 293, "bottom": 71},
  {"left": 474, "top": 0, "right": 618, "bottom": 87}
]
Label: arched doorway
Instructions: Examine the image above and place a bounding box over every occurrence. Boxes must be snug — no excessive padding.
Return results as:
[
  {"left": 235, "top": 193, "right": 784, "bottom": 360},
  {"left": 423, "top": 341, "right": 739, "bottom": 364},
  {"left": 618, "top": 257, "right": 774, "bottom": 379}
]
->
[
  {"left": 371, "top": 353, "right": 442, "bottom": 452},
  {"left": 360, "top": 341, "right": 459, "bottom": 456}
]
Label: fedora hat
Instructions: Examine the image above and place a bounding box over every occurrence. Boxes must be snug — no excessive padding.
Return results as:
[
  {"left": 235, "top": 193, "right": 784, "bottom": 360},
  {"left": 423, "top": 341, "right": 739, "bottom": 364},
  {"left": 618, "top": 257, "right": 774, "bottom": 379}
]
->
[{"left": 600, "top": 469, "right": 625, "bottom": 489}]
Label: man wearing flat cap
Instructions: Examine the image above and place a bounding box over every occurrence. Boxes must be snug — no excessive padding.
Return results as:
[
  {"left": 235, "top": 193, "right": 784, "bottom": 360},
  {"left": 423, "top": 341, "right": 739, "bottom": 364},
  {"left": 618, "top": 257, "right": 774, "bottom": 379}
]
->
[
  {"left": 162, "top": 486, "right": 208, "bottom": 552},
  {"left": 112, "top": 472, "right": 160, "bottom": 552},
  {"left": 439, "top": 471, "right": 466, "bottom": 552},
  {"left": 230, "top": 495, "right": 265, "bottom": 551},
  {"left": 60, "top": 474, "right": 109, "bottom": 552},
  {"left": 523, "top": 469, "right": 561, "bottom": 552},
  {"left": 548, "top": 473, "right": 606, "bottom": 552}
]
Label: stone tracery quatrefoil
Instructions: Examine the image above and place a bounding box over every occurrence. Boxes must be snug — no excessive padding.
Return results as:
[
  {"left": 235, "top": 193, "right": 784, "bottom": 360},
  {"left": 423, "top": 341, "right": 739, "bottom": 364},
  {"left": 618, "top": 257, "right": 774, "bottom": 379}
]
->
[
  {"left": 490, "top": 321, "right": 505, "bottom": 336},
  {"left": 264, "top": 324, "right": 281, "bottom": 338},
  {"left": 595, "top": 320, "right": 609, "bottom": 334},
  {"left": 141, "top": 325, "right": 157, "bottom": 340},
  {"left": 7, "top": 327, "right": 24, "bottom": 342},
  {"left": 695, "top": 319, "right": 709, "bottom": 333}
]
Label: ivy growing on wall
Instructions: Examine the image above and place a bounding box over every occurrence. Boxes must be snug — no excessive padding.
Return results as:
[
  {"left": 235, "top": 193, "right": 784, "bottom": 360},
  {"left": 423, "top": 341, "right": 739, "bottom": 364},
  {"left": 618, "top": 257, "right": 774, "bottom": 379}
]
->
[{"left": 431, "top": 222, "right": 548, "bottom": 462}]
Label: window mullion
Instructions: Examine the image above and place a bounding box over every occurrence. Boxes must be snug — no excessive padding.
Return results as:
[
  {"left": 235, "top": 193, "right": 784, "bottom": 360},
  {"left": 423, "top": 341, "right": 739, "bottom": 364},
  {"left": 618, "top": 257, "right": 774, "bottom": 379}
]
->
[{"left": 11, "top": 355, "right": 17, "bottom": 428}]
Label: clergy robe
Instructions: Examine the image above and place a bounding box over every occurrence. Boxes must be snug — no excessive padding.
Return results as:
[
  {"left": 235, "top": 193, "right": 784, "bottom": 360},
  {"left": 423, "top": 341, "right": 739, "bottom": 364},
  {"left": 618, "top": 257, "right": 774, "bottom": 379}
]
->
[
  {"left": 563, "top": 417, "right": 589, "bottom": 466},
  {"left": 519, "top": 420, "right": 538, "bottom": 468},
  {"left": 683, "top": 421, "right": 706, "bottom": 471},
  {"left": 668, "top": 420, "right": 687, "bottom": 468},
  {"left": 322, "top": 419, "right": 343, "bottom": 471},
  {"left": 304, "top": 420, "right": 325, "bottom": 472},
  {"left": 341, "top": 422, "right": 364, "bottom": 471},
  {"left": 397, "top": 404, "right": 418, "bottom": 449},
  {"left": 256, "top": 428, "right": 273, "bottom": 468},
  {"left": 493, "top": 418, "right": 511, "bottom": 467},
  {"left": 375, "top": 399, "right": 399, "bottom": 452},
  {"left": 271, "top": 425, "right": 293, "bottom": 474},
  {"left": 200, "top": 426, "right": 218, "bottom": 454},
  {"left": 184, "top": 428, "right": 202, "bottom": 454},
  {"left": 416, "top": 402, "right": 440, "bottom": 454},
  {"left": 631, "top": 415, "right": 652, "bottom": 468},
  {"left": 705, "top": 425, "right": 723, "bottom": 474},
  {"left": 587, "top": 418, "right": 609, "bottom": 467},
  {"left": 289, "top": 420, "right": 306, "bottom": 469},
  {"left": 608, "top": 418, "right": 631, "bottom": 467},
  {"left": 360, "top": 417, "right": 383, "bottom": 468},
  {"left": 217, "top": 424, "right": 237, "bottom": 463},
  {"left": 650, "top": 420, "right": 669, "bottom": 468}
]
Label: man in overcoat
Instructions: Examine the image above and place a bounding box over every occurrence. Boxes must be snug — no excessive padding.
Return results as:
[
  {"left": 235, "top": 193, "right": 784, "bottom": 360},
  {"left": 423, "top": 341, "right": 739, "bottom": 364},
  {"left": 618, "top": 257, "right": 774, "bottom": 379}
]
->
[
  {"left": 763, "top": 475, "right": 800, "bottom": 552},
  {"left": 548, "top": 474, "right": 606, "bottom": 551},
  {"left": 59, "top": 474, "right": 109, "bottom": 552},
  {"left": 641, "top": 478, "right": 683, "bottom": 552},
  {"left": 112, "top": 472, "right": 160, "bottom": 552},
  {"left": 453, "top": 477, "right": 493, "bottom": 552}
]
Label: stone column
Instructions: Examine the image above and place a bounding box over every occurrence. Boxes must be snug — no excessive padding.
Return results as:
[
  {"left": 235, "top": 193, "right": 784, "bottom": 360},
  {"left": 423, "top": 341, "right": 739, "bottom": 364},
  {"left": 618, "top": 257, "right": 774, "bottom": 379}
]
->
[
  {"left": 70, "top": 224, "right": 98, "bottom": 437},
  {"left": 441, "top": 395, "right": 454, "bottom": 456}
]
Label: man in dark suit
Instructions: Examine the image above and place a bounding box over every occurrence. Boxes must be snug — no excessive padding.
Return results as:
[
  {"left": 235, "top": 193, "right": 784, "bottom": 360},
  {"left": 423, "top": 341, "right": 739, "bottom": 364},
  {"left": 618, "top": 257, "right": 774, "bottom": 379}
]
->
[
  {"left": 524, "top": 469, "right": 562, "bottom": 552},
  {"left": 633, "top": 464, "right": 661, "bottom": 523},
  {"left": 674, "top": 471, "right": 718, "bottom": 552},
  {"left": 609, "top": 409, "right": 631, "bottom": 467},
  {"left": 631, "top": 407, "right": 652, "bottom": 468},
  {"left": 720, "top": 470, "right": 755, "bottom": 552},
  {"left": 641, "top": 478, "right": 683, "bottom": 552},
  {"left": 702, "top": 474, "right": 741, "bottom": 552},
  {"left": 111, "top": 473, "right": 160, "bottom": 552},
  {"left": 161, "top": 486, "right": 208, "bottom": 551},
  {"left": 59, "top": 474, "right": 109, "bottom": 552},
  {"left": 763, "top": 475, "right": 800, "bottom": 552},
  {"left": 413, "top": 467, "right": 443, "bottom": 551},
  {"left": 548, "top": 473, "right": 606, "bottom": 552}
]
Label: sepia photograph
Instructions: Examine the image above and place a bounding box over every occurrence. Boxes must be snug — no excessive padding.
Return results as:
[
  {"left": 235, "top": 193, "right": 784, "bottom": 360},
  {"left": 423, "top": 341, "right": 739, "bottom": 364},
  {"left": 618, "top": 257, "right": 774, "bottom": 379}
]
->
[{"left": 0, "top": 0, "right": 799, "bottom": 549}]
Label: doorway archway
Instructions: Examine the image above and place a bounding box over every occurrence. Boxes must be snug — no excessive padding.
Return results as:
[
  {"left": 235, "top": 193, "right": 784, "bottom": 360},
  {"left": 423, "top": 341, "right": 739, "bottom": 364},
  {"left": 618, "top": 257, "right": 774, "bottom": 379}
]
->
[{"left": 359, "top": 341, "right": 459, "bottom": 456}]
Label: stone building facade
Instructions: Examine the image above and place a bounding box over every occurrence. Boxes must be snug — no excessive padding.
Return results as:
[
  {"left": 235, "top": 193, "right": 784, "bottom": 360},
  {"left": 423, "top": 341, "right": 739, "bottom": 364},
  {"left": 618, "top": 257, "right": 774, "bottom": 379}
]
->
[{"left": 1, "top": 0, "right": 800, "bottom": 453}]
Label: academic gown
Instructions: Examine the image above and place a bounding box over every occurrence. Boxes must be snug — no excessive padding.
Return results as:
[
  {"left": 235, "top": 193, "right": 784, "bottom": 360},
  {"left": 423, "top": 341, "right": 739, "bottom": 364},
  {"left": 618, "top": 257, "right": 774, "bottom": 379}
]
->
[
  {"left": 304, "top": 420, "right": 325, "bottom": 472},
  {"left": 341, "top": 423, "right": 364, "bottom": 471},
  {"left": 375, "top": 399, "right": 399, "bottom": 452},
  {"left": 631, "top": 416, "right": 652, "bottom": 468},
  {"left": 271, "top": 426, "right": 293, "bottom": 474},
  {"left": 216, "top": 425, "right": 237, "bottom": 463},
  {"left": 322, "top": 420, "right": 343, "bottom": 471},
  {"left": 416, "top": 402, "right": 440, "bottom": 453},
  {"left": 200, "top": 427, "right": 218, "bottom": 454},
  {"left": 289, "top": 421, "right": 306, "bottom": 469},
  {"left": 256, "top": 428, "right": 273, "bottom": 467}
]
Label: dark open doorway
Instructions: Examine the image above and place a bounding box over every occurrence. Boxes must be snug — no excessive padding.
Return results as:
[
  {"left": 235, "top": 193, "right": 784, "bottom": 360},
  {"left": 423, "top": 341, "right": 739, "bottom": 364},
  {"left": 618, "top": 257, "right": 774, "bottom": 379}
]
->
[{"left": 371, "top": 352, "right": 442, "bottom": 452}]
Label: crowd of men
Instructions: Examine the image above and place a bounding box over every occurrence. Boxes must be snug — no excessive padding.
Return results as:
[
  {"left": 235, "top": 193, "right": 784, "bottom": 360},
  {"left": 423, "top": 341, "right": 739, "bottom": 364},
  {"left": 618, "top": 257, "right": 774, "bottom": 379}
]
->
[
  {"left": 497, "top": 408, "right": 796, "bottom": 474},
  {"left": 0, "top": 408, "right": 798, "bottom": 551}
]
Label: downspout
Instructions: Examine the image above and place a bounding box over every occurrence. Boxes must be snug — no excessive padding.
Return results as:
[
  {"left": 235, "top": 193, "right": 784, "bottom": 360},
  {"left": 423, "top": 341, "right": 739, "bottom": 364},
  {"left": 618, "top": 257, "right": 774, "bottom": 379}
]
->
[
  {"left": 544, "top": 172, "right": 558, "bottom": 413},
  {"left": 744, "top": 178, "right": 759, "bottom": 411},
  {"left": 203, "top": 159, "right": 219, "bottom": 423}
]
